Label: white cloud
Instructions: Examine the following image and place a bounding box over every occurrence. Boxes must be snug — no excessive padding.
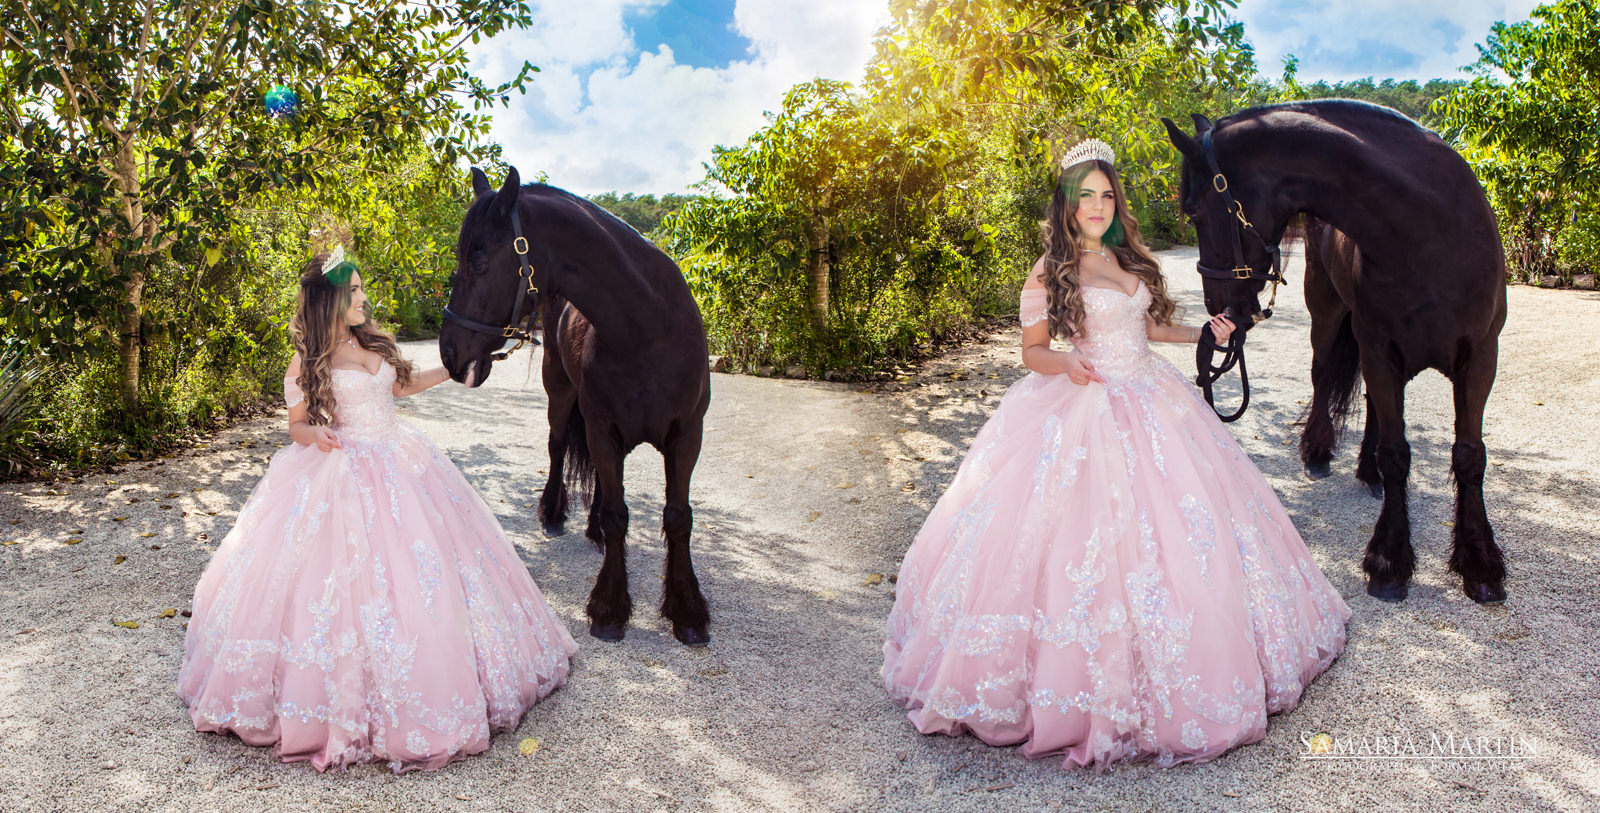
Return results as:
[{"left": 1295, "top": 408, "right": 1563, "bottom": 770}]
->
[
  {"left": 733, "top": 0, "right": 893, "bottom": 80},
  {"left": 466, "top": 0, "right": 891, "bottom": 195},
  {"left": 1233, "top": 0, "right": 1544, "bottom": 83}
]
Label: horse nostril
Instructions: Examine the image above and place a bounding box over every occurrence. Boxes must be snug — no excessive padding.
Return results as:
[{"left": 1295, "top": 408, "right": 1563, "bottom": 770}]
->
[{"left": 440, "top": 345, "right": 454, "bottom": 366}]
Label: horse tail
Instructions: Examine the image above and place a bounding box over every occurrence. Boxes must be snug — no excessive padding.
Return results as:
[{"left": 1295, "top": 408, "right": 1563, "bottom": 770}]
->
[
  {"left": 549, "top": 292, "right": 597, "bottom": 514},
  {"left": 1304, "top": 217, "right": 1363, "bottom": 438},
  {"left": 563, "top": 401, "right": 596, "bottom": 511}
]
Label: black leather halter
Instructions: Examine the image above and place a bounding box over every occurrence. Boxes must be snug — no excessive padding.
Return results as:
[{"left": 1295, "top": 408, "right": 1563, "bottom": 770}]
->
[
  {"left": 442, "top": 205, "right": 541, "bottom": 361},
  {"left": 1191, "top": 129, "right": 1286, "bottom": 423},
  {"left": 1196, "top": 129, "right": 1285, "bottom": 285}
]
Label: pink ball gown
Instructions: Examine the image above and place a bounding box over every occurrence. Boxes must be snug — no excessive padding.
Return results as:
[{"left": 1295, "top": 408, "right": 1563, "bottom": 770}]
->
[
  {"left": 179, "top": 360, "right": 577, "bottom": 772},
  {"left": 882, "top": 283, "right": 1350, "bottom": 769}
]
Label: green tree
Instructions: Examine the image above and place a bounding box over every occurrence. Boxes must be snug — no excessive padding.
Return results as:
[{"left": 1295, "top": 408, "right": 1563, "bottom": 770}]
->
[
  {"left": 1278, "top": 77, "right": 1464, "bottom": 127},
  {"left": 587, "top": 192, "right": 697, "bottom": 236},
  {"left": 664, "top": 80, "right": 974, "bottom": 370},
  {"left": 0, "top": 0, "right": 535, "bottom": 417},
  {"left": 866, "top": 0, "right": 1256, "bottom": 245},
  {"left": 659, "top": 1, "right": 1257, "bottom": 375},
  {"left": 1434, "top": 0, "right": 1600, "bottom": 280}
]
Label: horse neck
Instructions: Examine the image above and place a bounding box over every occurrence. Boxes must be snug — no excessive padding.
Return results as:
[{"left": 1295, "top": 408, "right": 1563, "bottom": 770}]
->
[
  {"left": 528, "top": 202, "right": 671, "bottom": 341},
  {"left": 1223, "top": 117, "right": 1434, "bottom": 252}
]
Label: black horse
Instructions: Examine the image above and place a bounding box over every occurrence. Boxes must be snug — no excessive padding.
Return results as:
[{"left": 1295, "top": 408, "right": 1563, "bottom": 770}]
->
[
  {"left": 439, "top": 167, "right": 713, "bottom": 645},
  {"left": 1163, "top": 100, "right": 1508, "bottom": 605}
]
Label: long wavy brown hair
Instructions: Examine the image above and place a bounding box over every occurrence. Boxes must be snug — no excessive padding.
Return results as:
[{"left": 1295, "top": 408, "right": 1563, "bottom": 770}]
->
[
  {"left": 1039, "top": 158, "right": 1177, "bottom": 339},
  {"left": 290, "top": 255, "right": 415, "bottom": 426}
]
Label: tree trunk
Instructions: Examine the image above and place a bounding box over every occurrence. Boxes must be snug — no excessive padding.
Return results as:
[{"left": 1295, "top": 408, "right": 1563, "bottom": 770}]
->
[
  {"left": 118, "top": 264, "right": 145, "bottom": 414},
  {"left": 807, "top": 190, "right": 832, "bottom": 330},
  {"left": 110, "top": 131, "right": 147, "bottom": 416}
]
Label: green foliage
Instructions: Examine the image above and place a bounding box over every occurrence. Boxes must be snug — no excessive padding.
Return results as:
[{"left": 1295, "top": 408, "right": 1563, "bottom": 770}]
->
[
  {"left": 318, "top": 147, "right": 478, "bottom": 339},
  {"left": 1270, "top": 76, "right": 1465, "bottom": 127},
  {"left": 0, "top": 0, "right": 535, "bottom": 415},
  {"left": 587, "top": 192, "right": 697, "bottom": 236},
  {"left": 663, "top": 80, "right": 987, "bottom": 374},
  {"left": 869, "top": 0, "right": 1257, "bottom": 247},
  {"left": 658, "top": 1, "right": 1256, "bottom": 376},
  {"left": 1556, "top": 210, "right": 1600, "bottom": 275},
  {"left": 0, "top": 344, "right": 45, "bottom": 473},
  {"left": 0, "top": 0, "right": 534, "bottom": 473},
  {"left": 1434, "top": 0, "right": 1600, "bottom": 282}
]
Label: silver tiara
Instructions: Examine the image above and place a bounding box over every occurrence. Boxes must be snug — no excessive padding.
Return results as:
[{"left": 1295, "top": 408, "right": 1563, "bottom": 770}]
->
[
  {"left": 1060, "top": 138, "right": 1115, "bottom": 170},
  {"left": 320, "top": 245, "right": 345, "bottom": 275}
]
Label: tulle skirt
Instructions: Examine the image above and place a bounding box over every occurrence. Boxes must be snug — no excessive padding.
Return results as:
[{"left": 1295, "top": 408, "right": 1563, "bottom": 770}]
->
[
  {"left": 883, "top": 357, "right": 1350, "bottom": 768},
  {"left": 179, "top": 423, "right": 577, "bottom": 772}
]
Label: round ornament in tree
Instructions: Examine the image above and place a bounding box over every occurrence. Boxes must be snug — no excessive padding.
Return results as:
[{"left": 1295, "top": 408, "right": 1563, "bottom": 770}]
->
[{"left": 264, "top": 85, "right": 299, "bottom": 120}]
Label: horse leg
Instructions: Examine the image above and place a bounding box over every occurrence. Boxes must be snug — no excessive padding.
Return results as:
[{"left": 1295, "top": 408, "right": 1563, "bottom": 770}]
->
[
  {"left": 1360, "top": 356, "right": 1414, "bottom": 601},
  {"left": 585, "top": 481, "right": 605, "bottom": 546},
  {"left": 538, "top": 381, "right": 575, "bottom": 534},
  {"left": 1355, "top": 395, "right": 1382, "bottom": 499},
  {"left": 1448, "top": 338, "right": 1506, "bottom": 604},
  {"left": 1300, "top": 302, "right": 1358, "bottom": 480},
  {"left": 661, "top": 424, "right": 710, "bottom": 646},
  {"left": 584, "top": 428, "right": 631, "bottom": 641}
]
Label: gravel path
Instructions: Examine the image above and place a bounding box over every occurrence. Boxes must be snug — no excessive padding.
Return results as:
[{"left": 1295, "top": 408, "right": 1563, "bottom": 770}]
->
[{"left": 1, "top": 247, "right": 1596, "bottom": 812}]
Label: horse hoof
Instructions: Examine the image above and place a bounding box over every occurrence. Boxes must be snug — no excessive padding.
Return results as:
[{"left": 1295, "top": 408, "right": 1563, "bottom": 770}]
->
[
  {"left": 1366, "top": 578, "right": 1408, "bottom": 602},
  {"left": 673, "top": 625, "right": 710, "bottom": 647},
  {"left": 541, "top": 522, "right": 566, "bottom": 537},
  {"left": 589, "top": 622, "right": 625, "bottom": 642},
  {"left": 1363, "top": 480, "right": 1384, "bottom": 500},
  {"left": 1305, "top": 460, "right": 1332, "bottom": 480},
  {"left": 1464, "top": 582, "right": 1506, "bottom": 605}
]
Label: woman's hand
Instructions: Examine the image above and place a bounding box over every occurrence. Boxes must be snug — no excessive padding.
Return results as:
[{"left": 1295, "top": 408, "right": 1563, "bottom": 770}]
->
[
  {"left": 1206, "top": 313, "right": 1237, "bottom": 343},
  {"left": 1064, "top": 351, "right": 1106, "bottom": 386},
  {"left": 311, "top": 425, "right": 343, "bottom": 453}
]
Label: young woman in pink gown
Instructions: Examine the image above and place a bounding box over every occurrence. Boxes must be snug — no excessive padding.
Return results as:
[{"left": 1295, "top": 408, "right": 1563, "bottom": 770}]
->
[
  {"left": 882, "top": 141, "right": 1350, "bottom": 769},
  {"left": 179, "top": 253, "right": 577, "bottom": 772}
]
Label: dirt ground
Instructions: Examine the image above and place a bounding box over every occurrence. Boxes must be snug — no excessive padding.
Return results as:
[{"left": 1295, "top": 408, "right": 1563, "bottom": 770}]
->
[{"left": 1, "top": 246, "right": 1596, "bottom": 811}]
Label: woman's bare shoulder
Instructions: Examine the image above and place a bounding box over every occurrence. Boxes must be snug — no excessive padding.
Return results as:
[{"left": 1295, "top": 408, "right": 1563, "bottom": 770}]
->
[{"left": 1023, "top": 256, "right": 1050, "bottom": 290}]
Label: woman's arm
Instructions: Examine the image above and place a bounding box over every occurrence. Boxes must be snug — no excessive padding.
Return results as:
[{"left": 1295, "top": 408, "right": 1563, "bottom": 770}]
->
[
  {"left": 393, "top": 365, "right": 451, "bottom": 398},
  {"left": 1146, "top": 313, "right": 1235, "bottom": 344},
  {"left": 1020, "top": 258, "right": 1104, "bottom": 384},
  {"left": 285, "top": 353, "right": 341, "bottom": 451}
]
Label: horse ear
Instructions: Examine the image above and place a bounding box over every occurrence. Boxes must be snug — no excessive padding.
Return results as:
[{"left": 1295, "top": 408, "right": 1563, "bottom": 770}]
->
[
  {"left": 1191, "top": 113, "right": 1214, "bottom": 134},
  {"left": 492, "top": 166, "right": 521, "bottom": 218},
  {"left": 471, "top": 167, "right": 492, "bottom": 197},
  {"left": 1162, "top": 117, "right": 1198, "bottom": 157}
]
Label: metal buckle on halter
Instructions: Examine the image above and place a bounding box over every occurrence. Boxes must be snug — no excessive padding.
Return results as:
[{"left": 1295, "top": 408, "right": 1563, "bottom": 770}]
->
[
  {"left": 502, "top": 325, "right": 518, "bottom": 338},
  {"left": 1232, "top": 203, "right": 1253, "bottom": 228},
  {"left": 514, "top": 236, "right": 529, "bottom": 255},
  {"left": 1234, "top": 266, "right": 1253, "bottom": 280},
  {"left": 1213, "top": 174, "right": 1228, "bottom": 193}
]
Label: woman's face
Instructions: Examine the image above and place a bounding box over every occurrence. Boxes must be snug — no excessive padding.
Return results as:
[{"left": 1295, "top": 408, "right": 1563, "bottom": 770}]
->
[
  {"left": 343, "top": 271, "right": 368, "bottom": 327},
  {"left": 1073, "top": 168, "right": 1116, "bottom": 244}
]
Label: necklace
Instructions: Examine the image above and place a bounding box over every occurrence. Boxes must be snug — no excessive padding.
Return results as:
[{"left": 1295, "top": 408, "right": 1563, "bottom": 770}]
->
[{"left": 1083, "top": 245, "right": 1113, "bottom": 263}]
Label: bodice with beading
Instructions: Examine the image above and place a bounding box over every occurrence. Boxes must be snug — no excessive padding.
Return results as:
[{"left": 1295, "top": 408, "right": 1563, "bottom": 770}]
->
[
  {"left": 1019, "top": 281, "right": 1154, "bottom": 379},
  {"left": 283, "top": 361, "right": 402, "bottom": 445}
]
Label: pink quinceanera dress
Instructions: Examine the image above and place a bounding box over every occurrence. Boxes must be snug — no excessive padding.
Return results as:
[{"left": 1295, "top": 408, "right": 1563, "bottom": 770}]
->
[
  {"left": 179, "top": 360, "right": 577, "bottom": 772},
  {"left": 882, "top": 283, "right": 1350, "bottom": 769}
]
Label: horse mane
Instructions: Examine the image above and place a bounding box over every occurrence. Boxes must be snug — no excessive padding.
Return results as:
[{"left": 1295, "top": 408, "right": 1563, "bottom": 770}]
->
[
  {"left": 1218, "top": 98, "right": 1439, "bottom": 139},
  {"left": 523, "top": 184, "right": 653, "bottom": 241},
  {"left": 456, "top": 181, "right": 675, "bottom": 285}
]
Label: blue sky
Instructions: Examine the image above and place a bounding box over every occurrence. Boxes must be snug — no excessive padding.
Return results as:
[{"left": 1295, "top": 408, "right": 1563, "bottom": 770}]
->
[
  {"left": 466, "top": 0, "right": 1542, "bottom": 195},
  {"left": 1232, "top": 0, "right": 1542, "bottom": 83}
]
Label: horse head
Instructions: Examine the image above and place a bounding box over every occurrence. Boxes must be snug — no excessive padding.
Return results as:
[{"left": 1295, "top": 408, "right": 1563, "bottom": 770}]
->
[
  {"left": 440, "top": 166, "right": 544, "bottom": 388},
  {"left": 1161, "top": 114, "right": 1286, "bottom": 329}
]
